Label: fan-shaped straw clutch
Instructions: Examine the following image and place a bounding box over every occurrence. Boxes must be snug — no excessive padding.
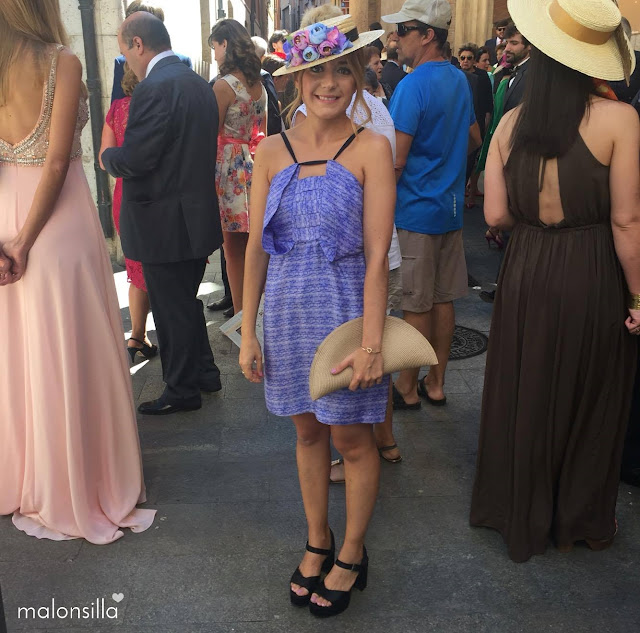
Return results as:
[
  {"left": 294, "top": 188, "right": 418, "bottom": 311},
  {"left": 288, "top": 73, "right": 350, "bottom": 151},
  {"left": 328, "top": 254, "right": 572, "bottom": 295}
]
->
[{"left": 309, "top": 316, "right": 438, "bottom": 400}]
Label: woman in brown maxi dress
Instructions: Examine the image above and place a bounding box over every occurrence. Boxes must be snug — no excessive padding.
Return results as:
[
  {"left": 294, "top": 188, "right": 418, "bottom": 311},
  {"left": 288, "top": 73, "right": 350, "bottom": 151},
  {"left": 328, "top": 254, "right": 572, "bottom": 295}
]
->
[{"left": 470, "top": 0, "right": 640, "bottom": 563}]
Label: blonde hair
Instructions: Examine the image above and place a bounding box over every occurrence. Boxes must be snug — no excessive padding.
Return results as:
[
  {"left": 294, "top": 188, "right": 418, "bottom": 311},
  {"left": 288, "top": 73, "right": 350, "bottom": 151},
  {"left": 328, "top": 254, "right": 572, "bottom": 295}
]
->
[
  {"left": 121, "top": 63, "right": 139, "bottom": 97},
  {"left": 300, "top": 4, "right": 343, "bottom": 28},
  {"left": 125, "top": 1, "right": 165, "bottom": 21},
  {"left": 0, "top": 0, "right": 69, "bottom": 104},
  {"left": 284, "top": 49, "right": 371, "bottom": 132}
]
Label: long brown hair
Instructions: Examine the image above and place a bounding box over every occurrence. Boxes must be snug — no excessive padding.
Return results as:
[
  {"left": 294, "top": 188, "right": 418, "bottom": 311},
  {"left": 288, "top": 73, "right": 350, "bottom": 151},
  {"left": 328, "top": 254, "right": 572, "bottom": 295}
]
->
[
  {"left": 209, "top": 19, "right": 262, "bottom": 87},
  {"left": 0, "top": 0, "right": 69, "bottom": 105},
  {"left": 510, "top": 48, "right": 595, "bottom": 159},
  {"left": 121, "top": 64, "right": 139, "bottom": 97},
  {"left": 285, "top": 49, "right": 371, "bottom": 132}
]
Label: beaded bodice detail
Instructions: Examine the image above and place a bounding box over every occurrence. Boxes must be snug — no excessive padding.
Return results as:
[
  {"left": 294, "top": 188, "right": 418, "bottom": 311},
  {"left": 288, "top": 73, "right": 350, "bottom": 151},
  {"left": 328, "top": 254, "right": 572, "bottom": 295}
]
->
[{"left": 0, "top": 46, "right": 88, "bottom": 166}]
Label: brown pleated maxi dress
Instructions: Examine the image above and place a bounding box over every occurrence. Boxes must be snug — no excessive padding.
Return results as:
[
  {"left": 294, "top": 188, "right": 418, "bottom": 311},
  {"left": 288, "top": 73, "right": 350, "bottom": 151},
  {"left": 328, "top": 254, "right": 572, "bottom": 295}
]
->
[{"left": 470, "top": 135, "right": 637, "bottom": 563}]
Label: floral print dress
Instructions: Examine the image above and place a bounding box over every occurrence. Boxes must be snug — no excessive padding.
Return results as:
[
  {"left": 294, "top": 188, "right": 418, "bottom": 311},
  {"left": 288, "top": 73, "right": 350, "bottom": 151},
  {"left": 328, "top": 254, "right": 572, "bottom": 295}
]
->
[{"left": 215, "top": 74, "right": 266, "bottom": 232}]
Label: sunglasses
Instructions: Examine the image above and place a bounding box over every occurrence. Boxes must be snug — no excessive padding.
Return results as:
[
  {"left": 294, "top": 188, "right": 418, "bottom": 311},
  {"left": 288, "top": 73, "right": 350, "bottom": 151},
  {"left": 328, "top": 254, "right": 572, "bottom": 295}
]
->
[
  {"left": 496, "top": 27, "right": 506, "bottom": 32},
  {"left": 397, "top": 23, "right": 424, "bottom": 37},
  {"left": 459, "top": 55, "right": 474, "bottom": 61}
]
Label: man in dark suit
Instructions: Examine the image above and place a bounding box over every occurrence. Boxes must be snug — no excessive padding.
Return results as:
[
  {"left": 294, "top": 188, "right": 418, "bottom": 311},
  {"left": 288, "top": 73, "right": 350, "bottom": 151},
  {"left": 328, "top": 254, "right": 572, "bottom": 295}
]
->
[
  {"left": 381, "top": 47, "right": 406, "bottom": 95},
  {"left": 109, "top": 1, "right": 191, "bottom": 103},
  {"left": 502, "top": 23, "right": 531, "bottom": 114},
  {"left": 484, "top": 18, "right": 510, "bottom": 65},
  {"left": 102, "top": 12, "right": 223, "bottom": 415}
]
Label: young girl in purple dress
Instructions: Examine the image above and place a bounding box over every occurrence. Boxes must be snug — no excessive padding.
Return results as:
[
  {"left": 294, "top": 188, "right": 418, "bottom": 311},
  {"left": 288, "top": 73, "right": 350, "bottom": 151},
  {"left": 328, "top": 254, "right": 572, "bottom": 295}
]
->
[{"left": 240, "top": 16, "right": 394, "bottom": 618}]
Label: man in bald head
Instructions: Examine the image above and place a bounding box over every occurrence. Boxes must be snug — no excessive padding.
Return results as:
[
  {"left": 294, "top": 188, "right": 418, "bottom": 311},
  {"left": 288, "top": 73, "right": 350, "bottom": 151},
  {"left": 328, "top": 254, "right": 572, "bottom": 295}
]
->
[
  {"left": 110, "top": 1, "right": 191, "bottom": 102},
  {"left": 102, "top": 12, "right": 223, "bottom": 415}
]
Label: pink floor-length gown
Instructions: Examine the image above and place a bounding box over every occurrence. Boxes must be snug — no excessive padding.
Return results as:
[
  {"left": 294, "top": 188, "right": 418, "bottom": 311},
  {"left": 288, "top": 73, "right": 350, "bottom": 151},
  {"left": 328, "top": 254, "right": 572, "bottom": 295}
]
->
[{"left": 0, "top": 45, "right": 155, "bottom": 544}]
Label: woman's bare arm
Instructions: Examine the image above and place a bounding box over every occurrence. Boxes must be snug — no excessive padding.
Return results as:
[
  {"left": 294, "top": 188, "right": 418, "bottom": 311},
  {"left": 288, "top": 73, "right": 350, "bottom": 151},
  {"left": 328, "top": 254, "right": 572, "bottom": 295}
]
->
[
  {"left": 332, "top": 132, "right": 395, "bottom": 390},
  {"left": 2, "top": 50, "right": 82, "bottom": 282},
  {"left": 213, "top": 80, "right": 235, "bottom": 135},
  {"left": 483, "top": 114, "right": 515, "bottom": 230},
  {"left": 238, "top": 137, "right": 273, "bottom": 382},
  {"left": 99, "top": 118, "right": 117, "bottom": 171},
  {"left": 610, "top": 104, "right": 640, "bottom": 297}
]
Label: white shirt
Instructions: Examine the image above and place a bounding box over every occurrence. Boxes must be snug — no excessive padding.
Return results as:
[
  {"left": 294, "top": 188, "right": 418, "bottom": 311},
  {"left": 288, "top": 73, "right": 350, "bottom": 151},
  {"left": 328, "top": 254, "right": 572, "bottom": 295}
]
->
[
  {"left": 292, "top": 91, "right": 402, "bottom": 271},
  {"left": 146, "top": 50, "right": 175, "bottom": 78},
  {"left": 508, "top": 56, "right": 530, "bottom": 88}
]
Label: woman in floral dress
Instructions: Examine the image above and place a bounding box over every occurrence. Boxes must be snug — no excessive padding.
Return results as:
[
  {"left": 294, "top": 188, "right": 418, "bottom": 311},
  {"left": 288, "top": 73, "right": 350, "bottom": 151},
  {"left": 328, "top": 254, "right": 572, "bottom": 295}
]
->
[{"left": 209, "top": 19, "right": 266, "bottom": 314}]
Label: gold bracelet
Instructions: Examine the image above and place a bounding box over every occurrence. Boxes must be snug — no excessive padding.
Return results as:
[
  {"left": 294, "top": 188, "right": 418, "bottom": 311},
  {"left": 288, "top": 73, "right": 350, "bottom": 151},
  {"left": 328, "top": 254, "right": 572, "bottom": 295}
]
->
[
  {"left": 629, "top": 293, "right": 640, "bottom": 310},
  {"left": 361, "top": 346, "right": 381, "bottom": 354}
]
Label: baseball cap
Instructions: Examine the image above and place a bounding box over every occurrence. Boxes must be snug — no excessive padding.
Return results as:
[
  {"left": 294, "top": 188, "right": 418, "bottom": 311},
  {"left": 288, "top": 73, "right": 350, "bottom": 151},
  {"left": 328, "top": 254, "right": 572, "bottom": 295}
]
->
[{"left": 382, "top": 0, "right": 452, "bottom": 29}]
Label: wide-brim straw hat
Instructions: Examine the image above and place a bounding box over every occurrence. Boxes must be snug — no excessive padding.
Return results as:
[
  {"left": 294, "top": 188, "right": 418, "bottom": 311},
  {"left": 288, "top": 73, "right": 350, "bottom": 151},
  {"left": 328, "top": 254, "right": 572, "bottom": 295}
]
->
[
  {"left": 309, "top": 316, "right": 438, "bottom": 401},
  {"left": 273, "top": 14, "right": 384, "bottom": 76},
  {"left": 507, "top": 0, "right": 635, "bottom": 82}
]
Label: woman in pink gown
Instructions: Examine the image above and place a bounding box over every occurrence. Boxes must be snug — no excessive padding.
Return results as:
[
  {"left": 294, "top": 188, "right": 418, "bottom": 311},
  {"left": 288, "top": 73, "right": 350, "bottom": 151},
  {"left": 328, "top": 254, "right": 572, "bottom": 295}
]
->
[
  {"left": 100, "top": 67, "right": 158, "bottom": 363},
  {"left": 0, "top": 0, "right": 155, "bottom": 544}
]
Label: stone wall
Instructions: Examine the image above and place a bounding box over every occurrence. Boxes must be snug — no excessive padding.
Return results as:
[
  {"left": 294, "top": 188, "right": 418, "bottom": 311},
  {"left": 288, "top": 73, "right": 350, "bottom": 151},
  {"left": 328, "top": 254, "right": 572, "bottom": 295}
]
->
[{"left": 60, "top": 0, "right": 124, "bottom": 253}]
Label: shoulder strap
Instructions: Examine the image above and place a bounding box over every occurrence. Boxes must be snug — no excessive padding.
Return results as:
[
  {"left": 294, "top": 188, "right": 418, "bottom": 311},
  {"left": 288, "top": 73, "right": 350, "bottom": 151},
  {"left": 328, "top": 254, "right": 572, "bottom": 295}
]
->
[
  {"left": 333, "top": 127, "right": 365, "bottom": 161},
  {"left": 280, "top": 132, "right": 298, "bottom": 163},
  {"left": 222, "top": 74, "right": 242, "bottom": 95}
]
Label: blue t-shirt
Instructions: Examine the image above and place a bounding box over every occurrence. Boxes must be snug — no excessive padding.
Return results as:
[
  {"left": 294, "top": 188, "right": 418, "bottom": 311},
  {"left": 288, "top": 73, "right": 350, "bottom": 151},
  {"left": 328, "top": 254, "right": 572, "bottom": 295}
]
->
[{"left": 390, "top": 61, "right": 475, "bottom": 235}]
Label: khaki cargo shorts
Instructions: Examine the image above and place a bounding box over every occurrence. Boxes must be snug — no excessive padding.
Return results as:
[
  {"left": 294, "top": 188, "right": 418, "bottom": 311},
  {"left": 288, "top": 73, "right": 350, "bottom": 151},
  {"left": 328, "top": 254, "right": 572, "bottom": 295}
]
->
[{"left": 397, "top": 228, "right": 468, "bottom": 313}]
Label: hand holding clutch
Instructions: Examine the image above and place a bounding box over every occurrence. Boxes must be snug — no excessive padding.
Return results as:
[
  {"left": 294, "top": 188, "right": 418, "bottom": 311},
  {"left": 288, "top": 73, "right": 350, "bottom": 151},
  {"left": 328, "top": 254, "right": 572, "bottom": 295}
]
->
[
  {"left": 330, "top": 347, "right": 385, "bottom": 392},
  {"left": 309, "top": 316, "right": 438, "bottom": 400}
]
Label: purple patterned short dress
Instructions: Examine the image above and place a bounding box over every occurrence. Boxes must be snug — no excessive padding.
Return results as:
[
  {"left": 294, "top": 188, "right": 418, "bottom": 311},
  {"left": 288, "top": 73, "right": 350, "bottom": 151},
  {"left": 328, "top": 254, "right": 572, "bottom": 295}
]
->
[{"left": 261, "top": 132, "right": 389, "bottom": 425}]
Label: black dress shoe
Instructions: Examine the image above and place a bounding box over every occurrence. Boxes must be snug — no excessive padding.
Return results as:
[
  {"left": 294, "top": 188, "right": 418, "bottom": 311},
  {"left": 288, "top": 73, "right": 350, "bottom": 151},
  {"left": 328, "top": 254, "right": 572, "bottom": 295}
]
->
[
  {"left": 206, "top": 294, "right": 233, "bottom": 311},
  {"left": 138, "top": 397, "right": 201, "bottom": 415},
  {"left": 199, "top": 378, "right": 222, "bottom": 393},
  {"left": 621, "top": 467, "right": 640, "bottom": 488},
  {"left": 479, "top": 290, "right": 495, "bottom": 304},
  {"left": 223, "top": 306, "right": 235, "bottom": 318}
]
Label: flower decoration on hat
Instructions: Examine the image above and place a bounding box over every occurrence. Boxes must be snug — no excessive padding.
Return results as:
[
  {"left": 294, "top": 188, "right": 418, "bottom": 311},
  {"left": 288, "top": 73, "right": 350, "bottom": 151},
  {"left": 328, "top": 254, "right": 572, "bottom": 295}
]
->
[{"left": 282, "top": 22, "right": 353, "bottom": 69}]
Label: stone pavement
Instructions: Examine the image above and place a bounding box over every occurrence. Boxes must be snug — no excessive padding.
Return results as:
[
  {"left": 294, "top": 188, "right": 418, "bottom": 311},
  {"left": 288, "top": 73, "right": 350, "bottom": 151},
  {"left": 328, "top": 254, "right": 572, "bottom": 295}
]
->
[{"left": 1, "top": 207, "right": 639, "bottom": 633}]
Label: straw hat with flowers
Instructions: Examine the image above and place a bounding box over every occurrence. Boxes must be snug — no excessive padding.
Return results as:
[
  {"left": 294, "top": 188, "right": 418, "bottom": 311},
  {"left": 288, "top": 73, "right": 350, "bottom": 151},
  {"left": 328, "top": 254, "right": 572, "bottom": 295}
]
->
[{"left": 273, "top": 14, "right": 384, "bottom": 76}]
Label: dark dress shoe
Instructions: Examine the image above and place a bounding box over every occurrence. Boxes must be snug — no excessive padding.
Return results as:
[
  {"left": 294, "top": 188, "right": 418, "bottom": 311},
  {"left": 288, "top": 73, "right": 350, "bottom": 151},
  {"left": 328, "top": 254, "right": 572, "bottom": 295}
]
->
[
  {"left": 199, "top": 377, "right": 222, "bottom": 393},
  {"left": 621, "top": 467, "right": 640, "bottom": 488},
  {"left": 479, "top": 290, "right": 495, "bottom": 304},
  {"left": 223, "top": 306, "right": 235, "bottom": 318},
  {"left": 206, "top": 294, "right": 233, "bottom": 311},
  {"left": 138, "top": 397, "right": 201, "bottom": 415}
]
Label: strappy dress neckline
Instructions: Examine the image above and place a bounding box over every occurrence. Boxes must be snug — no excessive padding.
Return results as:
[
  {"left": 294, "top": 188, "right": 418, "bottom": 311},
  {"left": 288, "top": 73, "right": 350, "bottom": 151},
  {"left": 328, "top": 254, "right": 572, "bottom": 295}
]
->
[
  {"left": 0, "top": 45, "right": 63, "bottom": 151},
  {"left": 280, "top": 128, "right": 363, "bottom": 166}
]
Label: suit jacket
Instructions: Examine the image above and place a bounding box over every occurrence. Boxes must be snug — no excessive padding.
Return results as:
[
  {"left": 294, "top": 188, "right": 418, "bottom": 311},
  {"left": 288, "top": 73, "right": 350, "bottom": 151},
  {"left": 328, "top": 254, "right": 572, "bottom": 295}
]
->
[
  {"left": 611, "top": 50, "right": 640, "bottom": 104},
  {"left": 484, "top": 38, "right": 499, "bottom": 65},
  {"left": 111, "top": 53, "right": 192, "bottom": 102},
  {"left": 102, "top": 56, "right": 222, "bottom": 264},
  {"left": 472, "top": 67, "right": 494, "bottom": 136},
  {"left": 260, "top": 69, "right": 283, "bottom": 136},
  {"left": 381, "top": 61, "right": 406, "bottom": 94},
  {"left": 502, "top": 60, "right": 529, "bottom": 114}
]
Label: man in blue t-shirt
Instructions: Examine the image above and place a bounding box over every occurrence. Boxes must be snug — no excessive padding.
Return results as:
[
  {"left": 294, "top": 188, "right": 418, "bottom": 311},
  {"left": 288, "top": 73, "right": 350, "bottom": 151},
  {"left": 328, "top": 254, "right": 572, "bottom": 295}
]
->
[{"left": 383, "top": 0, "right": 481, "bottom": 409}]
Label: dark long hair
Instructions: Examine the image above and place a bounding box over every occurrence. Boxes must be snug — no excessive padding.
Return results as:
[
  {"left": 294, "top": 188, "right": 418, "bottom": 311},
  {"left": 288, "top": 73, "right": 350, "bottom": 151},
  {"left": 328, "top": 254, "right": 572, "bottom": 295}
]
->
[
  {"left": 209, "top": 19, "right": 261, "bottom": 86},
  {"left": 510, "top": 48, "right": 596, "bottom": 159}
]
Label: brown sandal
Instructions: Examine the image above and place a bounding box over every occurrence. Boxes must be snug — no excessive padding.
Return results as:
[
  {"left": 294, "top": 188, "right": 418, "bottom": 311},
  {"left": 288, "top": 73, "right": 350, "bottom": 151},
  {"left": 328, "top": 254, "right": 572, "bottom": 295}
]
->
[{"left": 378, "top": 444, "right": 403, "bottom": 463}]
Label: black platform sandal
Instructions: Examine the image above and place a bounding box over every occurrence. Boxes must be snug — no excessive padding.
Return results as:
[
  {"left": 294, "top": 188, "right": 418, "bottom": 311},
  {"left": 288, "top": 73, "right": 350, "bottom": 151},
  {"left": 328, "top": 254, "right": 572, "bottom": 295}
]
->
[
  {"left": 309, "top": 546, "right": 368, "bottom": 618},
  {"left": 289, "top": 530, "right": 335, "bottom": 607},
  {"left": 127, "top": 337, "right": 158, "bottom": 363},
  {"left": 392, "top": 385, "right": 421, "bottom": 410}
]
